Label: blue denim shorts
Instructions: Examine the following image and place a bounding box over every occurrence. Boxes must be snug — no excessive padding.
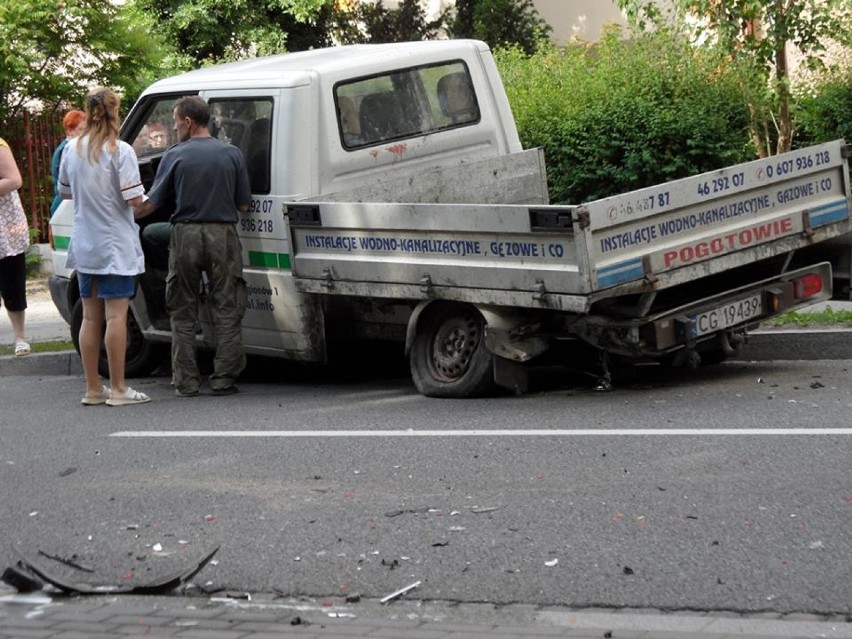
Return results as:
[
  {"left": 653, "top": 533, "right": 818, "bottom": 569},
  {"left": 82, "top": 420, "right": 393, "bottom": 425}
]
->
[{"left": 78, "top": 273, "right": 136, "bottom": 299}]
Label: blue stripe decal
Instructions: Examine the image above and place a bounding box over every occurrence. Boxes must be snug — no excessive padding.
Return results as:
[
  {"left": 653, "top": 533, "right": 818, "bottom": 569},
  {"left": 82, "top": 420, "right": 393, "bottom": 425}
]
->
[
  {"left": 810, "top": 199, "right": 849, "bottom": 228},
  {"left": 597, "top": 259, "right": 644, "bottom": 288}
]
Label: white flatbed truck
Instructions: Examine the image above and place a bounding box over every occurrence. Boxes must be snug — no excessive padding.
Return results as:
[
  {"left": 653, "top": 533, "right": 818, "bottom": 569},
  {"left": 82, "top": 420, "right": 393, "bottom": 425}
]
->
[{"left": 47, "top": 40, "right": 851, "bottom": 397}]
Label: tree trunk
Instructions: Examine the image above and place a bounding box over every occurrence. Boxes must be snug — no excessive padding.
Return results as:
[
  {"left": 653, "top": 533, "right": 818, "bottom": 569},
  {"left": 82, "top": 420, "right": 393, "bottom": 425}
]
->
[{"left": 774, "top": 0, "right": 792, "bottom": 154}]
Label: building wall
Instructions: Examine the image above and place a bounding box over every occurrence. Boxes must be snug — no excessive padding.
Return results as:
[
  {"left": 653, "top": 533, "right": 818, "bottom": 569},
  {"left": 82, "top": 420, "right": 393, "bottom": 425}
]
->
[
  {"left": 378, "top": 0, "right": 628, "bottom": 42},
  {"left": 532, "top": 0, "right": 627, "bottom": 43}
]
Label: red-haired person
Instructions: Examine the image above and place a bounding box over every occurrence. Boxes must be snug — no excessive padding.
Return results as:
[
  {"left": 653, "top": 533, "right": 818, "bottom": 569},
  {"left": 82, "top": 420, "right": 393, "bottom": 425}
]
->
[{"left": 50, "top": 109, "right": 86, "bottom": 216}]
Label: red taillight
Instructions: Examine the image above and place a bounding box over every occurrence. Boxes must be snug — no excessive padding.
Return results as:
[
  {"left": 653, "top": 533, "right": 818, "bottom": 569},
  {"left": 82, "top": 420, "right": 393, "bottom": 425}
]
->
[{"left": 793, "top": 273, "right": 823, "bottom": 299}]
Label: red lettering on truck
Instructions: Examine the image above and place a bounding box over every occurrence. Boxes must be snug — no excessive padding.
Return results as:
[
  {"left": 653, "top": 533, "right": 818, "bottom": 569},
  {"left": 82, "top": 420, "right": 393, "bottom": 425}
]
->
[{"left": 663, "top": 217, "right": 793, "bottom": 268}]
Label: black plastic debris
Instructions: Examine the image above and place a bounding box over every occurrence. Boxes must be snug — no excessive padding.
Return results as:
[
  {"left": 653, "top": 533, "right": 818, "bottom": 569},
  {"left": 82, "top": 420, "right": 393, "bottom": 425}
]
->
[
  {"left": 37, "top": 550, "right": 94, "bottom": 573},
  {"left": 381, "top": 558, "right": 400, "bottom": 570},
  {"left": 10, "top": 544, "right": 220, "bottom": 596},
  {"left": 384, "top": 507, "right": 435, "bottom": 517},
  {"left": 1, "top": 564, "right": 43, "bottom": 592}
]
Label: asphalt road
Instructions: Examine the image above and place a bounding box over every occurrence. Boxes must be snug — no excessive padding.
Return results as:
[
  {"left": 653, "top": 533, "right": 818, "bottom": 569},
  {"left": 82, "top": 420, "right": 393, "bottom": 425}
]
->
[{"left": 1, "top": 358, "right": 850, "bottom": 618}]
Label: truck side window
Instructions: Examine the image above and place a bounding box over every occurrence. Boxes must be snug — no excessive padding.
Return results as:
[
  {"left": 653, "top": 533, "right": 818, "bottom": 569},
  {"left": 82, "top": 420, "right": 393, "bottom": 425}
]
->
[
  {"left": 335, "top": 60, "right": 480, "bottom": 150},
  {"left": 129, "top": 98, "right": 185, "bottom": 159},
  {"left": 208, "top": 98, "right": 274, "bottom": 194}
]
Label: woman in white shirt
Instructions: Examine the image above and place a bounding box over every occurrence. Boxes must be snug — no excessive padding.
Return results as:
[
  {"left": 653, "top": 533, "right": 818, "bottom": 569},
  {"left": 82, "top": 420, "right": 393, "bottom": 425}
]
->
[{"left": 58, "top": 87, "right": 151, "bottom": 407}]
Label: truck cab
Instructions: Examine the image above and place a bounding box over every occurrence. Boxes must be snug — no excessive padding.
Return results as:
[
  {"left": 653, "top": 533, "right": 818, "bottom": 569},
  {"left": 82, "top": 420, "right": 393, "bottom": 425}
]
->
[{"left": 48, "top": 40, "right": 547, "bottom": 377}]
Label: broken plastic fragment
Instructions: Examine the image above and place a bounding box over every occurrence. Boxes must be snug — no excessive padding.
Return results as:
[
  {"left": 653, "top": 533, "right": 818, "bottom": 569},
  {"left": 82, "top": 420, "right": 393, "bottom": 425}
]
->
[
  {"left": 380, "top": 580, "right": 421, "bottom": 604},
  {"left": 545, "top": 558, "right": 558, "bottom": 567},
  {"left": 11, "top": 544, "right": 220, "bottom": 596},
  {"left": 1, "top": 565, "right": 44, "bottom": 592}
]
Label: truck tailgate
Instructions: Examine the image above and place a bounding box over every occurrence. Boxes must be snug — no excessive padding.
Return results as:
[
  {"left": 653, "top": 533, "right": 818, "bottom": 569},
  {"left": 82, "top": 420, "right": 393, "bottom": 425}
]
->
[
  {"left": 287, "top": 140, "right": 851, "bottom": 311},
  {"left": 587, "top": 140, "right": 851, "bottom": 293}
]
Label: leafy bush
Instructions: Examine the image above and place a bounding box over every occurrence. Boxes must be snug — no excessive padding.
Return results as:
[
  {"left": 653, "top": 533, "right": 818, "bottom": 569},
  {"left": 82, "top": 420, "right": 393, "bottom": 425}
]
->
[
  {"left": 793, "top": 67, "right": 852, "bottom": 149},
  {"left": 494, "top": 28, "right": 756, "bottom": 204}
]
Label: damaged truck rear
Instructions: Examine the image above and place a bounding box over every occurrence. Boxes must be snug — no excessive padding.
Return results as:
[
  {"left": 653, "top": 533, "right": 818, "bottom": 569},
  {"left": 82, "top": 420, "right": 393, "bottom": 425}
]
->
[{"left": 288, "top": 139, "right": 851, "bottom": 396}]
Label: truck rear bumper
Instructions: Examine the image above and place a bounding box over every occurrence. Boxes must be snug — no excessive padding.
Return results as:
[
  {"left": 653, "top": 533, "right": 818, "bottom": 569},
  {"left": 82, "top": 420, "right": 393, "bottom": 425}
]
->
[
  {"left": 576, "top": 262, "right": 833, "bottom": 357},
  {"left": 648, "top": 262, "right": 833, "bottom": 352}
]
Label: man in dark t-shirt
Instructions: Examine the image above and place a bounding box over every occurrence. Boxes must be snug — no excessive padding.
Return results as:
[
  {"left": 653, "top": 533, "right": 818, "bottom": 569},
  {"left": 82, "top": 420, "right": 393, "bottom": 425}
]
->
[{"left": 135, "top": 96, "right": 252, "bottom": 397}]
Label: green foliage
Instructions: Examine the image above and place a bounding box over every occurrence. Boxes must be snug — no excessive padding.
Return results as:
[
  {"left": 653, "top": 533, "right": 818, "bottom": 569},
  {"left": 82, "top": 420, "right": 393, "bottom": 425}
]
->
[
  {"left": 614, "top": 0, "right": 852, "bottom": 155},
  {"left": 136, "top": 0, "right": 335, "bottom": 64},
  {"left": 794, "top": 67, "right": 852, "bottom": 149},
  {"left": 764, "top": 306, "right": 852, "bottom": 327},
  {"left": 0, "top": 339, "right": 74, "bottom": 355},
  {"left": 449, "top": 0, "right": 551, "bottom": 54},
  {"left": 332, "top": 0, "right": 445, "bottom": 45},
  {"left": 0, "top": 0, "right": 170, "bottom": 128},
  {"left": 495, "top": 30, "right": 755, "bottom": 204}
]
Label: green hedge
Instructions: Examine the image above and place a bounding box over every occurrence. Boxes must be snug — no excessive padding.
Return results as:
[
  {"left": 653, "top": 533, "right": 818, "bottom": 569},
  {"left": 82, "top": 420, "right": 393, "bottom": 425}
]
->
[
  {"left": 494, "top": 29, "right": 756, "bottom": 204},
  {"left": 794, "top": 67, "right": 852, "bottom": 149}
]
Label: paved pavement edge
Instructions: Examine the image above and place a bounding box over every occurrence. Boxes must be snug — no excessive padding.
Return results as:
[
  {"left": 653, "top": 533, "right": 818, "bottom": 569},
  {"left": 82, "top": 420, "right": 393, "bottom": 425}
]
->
[{"left": 2, "top": 590, "right": 851, "bottom": 639}]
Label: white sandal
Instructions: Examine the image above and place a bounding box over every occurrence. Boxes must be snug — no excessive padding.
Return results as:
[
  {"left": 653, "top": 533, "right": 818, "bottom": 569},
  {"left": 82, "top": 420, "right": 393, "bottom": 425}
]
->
[
  {"left": 106, "top": 387, "right": 151, "bottom": 406},
  {"left": 14, "top": 340, "right": 30, "bottom": 357},
  {"left": 81, "top": 385, "right": 111, "bottom": 406}
]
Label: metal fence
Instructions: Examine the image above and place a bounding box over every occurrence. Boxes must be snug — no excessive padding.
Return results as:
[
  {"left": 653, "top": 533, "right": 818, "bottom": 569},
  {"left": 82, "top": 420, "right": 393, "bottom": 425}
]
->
[{"left": 4, "top": 112, "right": 64, "bottom": 243}]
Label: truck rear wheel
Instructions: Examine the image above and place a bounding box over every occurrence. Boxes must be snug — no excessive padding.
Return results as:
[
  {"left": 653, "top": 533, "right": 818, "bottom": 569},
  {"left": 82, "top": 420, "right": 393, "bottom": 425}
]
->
[
  {"left": 71, "top": 299, "right": 166, "bottom": 378},
  {"left": 409, "top": 303, "right": 495, "bottom": 398}
]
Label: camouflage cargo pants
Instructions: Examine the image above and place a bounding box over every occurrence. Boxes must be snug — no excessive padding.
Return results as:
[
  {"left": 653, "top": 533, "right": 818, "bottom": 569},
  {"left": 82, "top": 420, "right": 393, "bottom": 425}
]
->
[{"left": 166, "top": 223, "right": 246, "bottom": 393}]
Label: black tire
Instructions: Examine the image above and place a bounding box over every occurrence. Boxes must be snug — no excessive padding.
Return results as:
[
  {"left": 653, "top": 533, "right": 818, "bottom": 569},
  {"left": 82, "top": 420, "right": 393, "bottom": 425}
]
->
[
  {"left": 409, "top": 303, "right": 495, "bottom": 398},
  {"left": 70, "top": 298, "right": 167, "bottom": 378},
  {"left": 698, "top": 349, "right": 728, "bottom": 366}
]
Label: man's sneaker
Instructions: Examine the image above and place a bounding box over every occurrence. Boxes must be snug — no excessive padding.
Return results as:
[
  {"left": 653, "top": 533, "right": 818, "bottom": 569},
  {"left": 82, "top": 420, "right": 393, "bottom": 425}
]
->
[
  {"left": 175, "top": 387, "right": 200, "bottom": 398},
  {"left": 211, "top": 386, "right": 239, "bottom": 396}
]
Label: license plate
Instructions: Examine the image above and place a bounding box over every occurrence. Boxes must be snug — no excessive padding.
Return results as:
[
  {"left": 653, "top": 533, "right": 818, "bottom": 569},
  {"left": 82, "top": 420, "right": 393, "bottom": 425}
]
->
[{"left": 685, "top": 293, "right": 763, "bottom": 338}]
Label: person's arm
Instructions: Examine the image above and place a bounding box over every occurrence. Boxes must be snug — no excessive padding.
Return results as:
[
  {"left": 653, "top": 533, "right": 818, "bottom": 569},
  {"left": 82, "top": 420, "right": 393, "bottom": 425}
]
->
[
  {"left": 133, "top": 195, "right": 157, "bottom": 219},
  {"left": 0, "top": 143, "right": 23, "bottom": 196},
  {"left": 58, "top": 141, "right": 74, "bottom": 200}
]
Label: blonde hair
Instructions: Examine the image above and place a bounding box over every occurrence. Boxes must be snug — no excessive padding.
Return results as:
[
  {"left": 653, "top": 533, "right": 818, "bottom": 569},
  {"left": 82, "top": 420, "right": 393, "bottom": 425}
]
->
[{"left": 81, "top": 87, "right": 120, "bottom": 164}]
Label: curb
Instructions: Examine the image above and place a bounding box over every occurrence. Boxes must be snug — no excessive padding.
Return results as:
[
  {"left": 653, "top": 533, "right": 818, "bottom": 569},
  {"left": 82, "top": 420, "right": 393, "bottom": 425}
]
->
[
  {"left": 733, "top": 327, "right": 852, "bottom": 361},
  {"left": 2, "top": 330, "right": 852, "bottom": 378},
  {"left": 0, "top": 351, "right": 81, "bottom": 377}
]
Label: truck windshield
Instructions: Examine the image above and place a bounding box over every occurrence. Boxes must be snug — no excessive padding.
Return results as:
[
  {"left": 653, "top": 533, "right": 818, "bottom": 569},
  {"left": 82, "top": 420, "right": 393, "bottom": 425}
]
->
[{"left": 334, "top": 60, "right": 480, "bottom": 150}]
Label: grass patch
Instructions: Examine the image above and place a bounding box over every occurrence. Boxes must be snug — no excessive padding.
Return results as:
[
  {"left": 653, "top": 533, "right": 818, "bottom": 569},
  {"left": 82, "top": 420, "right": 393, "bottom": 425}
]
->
[
  {"left": 0, "top": 340, "right": 75, "bottom": 356},
  {"left": 764, "top": 306, "right": 852, "bottom": 327}
]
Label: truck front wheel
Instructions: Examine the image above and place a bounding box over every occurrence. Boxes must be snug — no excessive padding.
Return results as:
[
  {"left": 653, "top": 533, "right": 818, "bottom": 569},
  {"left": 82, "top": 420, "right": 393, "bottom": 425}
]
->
[
  {"left": 409, "top": 303, "right": 495, "bottom": 398},
  {"left": 70, "top": 299, "right": 167, "bottom": 378}
]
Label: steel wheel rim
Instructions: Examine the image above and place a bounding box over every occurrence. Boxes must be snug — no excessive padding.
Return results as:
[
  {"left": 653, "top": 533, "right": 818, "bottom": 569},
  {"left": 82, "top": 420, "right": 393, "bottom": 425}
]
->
[{"left": 428, "top": 311, "right": 482, "bottom": 382}]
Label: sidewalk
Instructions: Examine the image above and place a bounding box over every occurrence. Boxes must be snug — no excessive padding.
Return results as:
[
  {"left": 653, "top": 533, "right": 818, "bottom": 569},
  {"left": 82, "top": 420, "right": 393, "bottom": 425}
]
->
[
  {"left": 2, "top": 589, "right": 851, "bottom": 639},
  {"left": 0, "top": 278, "right": 72, "bottom": 347}
]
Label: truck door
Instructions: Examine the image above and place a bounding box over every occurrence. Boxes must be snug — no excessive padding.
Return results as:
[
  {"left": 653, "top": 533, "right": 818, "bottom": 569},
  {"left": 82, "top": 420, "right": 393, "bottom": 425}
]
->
[{"left": 200, "top": 89, "right": 325, "bottom": 362}]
